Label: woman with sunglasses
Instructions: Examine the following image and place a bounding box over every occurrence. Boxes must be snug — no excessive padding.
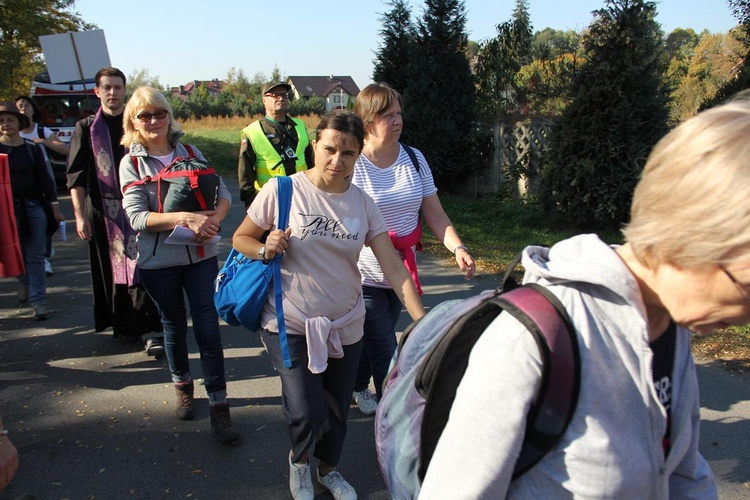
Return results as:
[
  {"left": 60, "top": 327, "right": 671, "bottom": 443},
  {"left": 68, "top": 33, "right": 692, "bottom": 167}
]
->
[{"left": 119, "top": 86, "right": 239, "bottom": 444}]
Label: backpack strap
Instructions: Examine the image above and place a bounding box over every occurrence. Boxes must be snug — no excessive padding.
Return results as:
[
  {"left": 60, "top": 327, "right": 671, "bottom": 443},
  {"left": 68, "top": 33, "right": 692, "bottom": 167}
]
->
[
  {"left": 184, "top": 144, "right": 196, "bottom": 158},
  {"left": 401, "top": 142, "right": 421, "bottom": 177},
  {"left": 273, "top": 176, "right": 293, "bottom": 369},
  {"left": 498, "top": 284, "right": 580, "bottom": 478}
]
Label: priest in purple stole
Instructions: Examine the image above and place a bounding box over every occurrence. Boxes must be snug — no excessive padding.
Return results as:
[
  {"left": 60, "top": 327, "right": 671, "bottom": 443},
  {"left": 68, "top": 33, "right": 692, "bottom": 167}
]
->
[{"left": 67, "top": 67, "right": 164, "bottom": 356}]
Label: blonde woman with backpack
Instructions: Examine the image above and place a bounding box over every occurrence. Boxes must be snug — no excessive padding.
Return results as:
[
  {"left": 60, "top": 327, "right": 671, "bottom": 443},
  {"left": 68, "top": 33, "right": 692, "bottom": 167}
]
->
[{"left": 119, "top": 86, "right": 239, "bottom": 444}]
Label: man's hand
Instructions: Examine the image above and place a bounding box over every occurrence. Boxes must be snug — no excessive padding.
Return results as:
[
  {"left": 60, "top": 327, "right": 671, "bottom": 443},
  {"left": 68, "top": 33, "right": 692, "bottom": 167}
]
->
[{"left": 75, "top": 214, "right": 92, "bottom": 241}]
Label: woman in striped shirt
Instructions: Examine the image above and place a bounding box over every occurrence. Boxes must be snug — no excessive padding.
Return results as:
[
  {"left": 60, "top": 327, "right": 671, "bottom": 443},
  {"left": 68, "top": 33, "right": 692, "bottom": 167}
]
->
[{"left": 350, "top": 83, "right": 476, "bottom": 415}]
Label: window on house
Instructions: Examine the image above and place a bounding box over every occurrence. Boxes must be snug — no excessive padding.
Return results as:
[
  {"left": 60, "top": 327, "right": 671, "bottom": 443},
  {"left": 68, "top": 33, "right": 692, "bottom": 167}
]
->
[{"left": 333, "top": 95, "right": 341, "bottom": 103}]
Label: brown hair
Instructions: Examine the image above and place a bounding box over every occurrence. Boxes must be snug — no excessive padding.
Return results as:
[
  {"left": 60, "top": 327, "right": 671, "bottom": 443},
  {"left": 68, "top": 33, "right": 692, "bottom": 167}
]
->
[{"left": 354, "top": 83, "right": 403, "bottom": 131}]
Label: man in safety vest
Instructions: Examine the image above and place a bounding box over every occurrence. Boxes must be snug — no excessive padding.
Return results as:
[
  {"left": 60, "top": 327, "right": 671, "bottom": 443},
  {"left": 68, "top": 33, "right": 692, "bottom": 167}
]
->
[{"left": 238, "top": 82, "right": 313, "bottom": 208}]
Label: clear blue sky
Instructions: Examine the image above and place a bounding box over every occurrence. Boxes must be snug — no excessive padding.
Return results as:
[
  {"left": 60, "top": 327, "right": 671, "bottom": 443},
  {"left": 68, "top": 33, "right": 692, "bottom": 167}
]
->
[{"left": 70, "top": 0, "right": 737, "bottom": 91}]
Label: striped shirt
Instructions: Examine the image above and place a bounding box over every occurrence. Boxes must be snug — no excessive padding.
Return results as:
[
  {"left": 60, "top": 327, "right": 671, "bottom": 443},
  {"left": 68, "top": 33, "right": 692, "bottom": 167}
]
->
[{"left": 350, "top": 143, "right": 438, "bottom": 288}]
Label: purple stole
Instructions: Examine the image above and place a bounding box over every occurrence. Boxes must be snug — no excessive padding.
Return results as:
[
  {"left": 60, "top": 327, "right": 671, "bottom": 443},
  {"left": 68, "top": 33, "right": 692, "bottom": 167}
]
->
[{"left": 90, "top": 109, "right": 138, "bottom": 285}]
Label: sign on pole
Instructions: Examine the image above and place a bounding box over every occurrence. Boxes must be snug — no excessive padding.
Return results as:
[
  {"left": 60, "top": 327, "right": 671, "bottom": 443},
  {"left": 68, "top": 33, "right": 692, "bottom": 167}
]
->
[{"left": 39, "top": 30, "right": 111, "bottom": 84}]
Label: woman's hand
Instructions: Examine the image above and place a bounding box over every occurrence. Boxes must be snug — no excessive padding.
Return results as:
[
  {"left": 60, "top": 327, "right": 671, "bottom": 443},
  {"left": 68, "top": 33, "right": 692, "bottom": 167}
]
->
[
  {"left": 184, "top": 211, "right": 220, "bottom": 245},
  {"left": 455, "top": 247, "right": 476, "bottom": 280},
  {"left": 264, "top": 228, "right": 291, "bottom": 259},
  {"left": 51, "top": 204, "right": 65, "bottom": 224}
]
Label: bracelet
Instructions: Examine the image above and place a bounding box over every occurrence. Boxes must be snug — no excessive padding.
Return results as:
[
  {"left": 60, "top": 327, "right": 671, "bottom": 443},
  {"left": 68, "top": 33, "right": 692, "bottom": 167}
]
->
[{"left": 452, "top": 245, "right": 469, "bottom": 256}]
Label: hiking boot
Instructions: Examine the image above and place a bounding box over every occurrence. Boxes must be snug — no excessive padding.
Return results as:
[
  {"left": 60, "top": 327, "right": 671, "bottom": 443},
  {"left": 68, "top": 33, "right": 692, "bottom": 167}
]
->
[
  {"left": 318, "top": 469, "right": 357, "bottom": 500},
  {"left": 352, "top": 389, "right": 377, "bottom": 416},
  {"left": 174, "top": 381, "right": 195, "bottom": 420},
  {"left": 17, "top": 284, "right": 29, "bottom": 304},
  {"left": 209, "top": 403, "right": 240, "bottom": 444},
  {"left": 33, "top": 304, "right": 50, "bottom": 321},
  {"left": 289, "top": 453, "right": 314, "bottom": 500}
]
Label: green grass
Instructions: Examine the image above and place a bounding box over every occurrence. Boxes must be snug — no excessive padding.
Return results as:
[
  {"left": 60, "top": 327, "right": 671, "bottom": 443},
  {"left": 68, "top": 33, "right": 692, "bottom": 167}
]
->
[
  {"left": 182, "top": 130, "right": 239, "bottom": 178},
  {"left": 421, "top": 194, "right": 622, "bottom": 274}
]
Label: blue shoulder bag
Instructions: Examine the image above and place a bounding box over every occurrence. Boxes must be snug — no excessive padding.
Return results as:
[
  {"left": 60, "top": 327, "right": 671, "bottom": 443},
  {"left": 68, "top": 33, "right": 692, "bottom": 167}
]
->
[{"left": 214, "top": 176, "right": 293, "bottom": 368}]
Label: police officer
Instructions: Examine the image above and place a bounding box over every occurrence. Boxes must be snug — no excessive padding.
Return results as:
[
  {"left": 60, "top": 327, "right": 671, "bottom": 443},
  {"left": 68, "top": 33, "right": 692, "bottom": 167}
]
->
[{"left": 238, "top": 83, "right": 313, "bottom": 208}]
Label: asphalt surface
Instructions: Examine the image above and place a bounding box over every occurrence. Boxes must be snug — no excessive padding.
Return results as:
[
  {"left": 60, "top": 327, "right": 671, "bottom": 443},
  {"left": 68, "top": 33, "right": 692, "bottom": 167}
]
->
[{"left": 1, "top": 181, "right": 749, "bottom": 500}]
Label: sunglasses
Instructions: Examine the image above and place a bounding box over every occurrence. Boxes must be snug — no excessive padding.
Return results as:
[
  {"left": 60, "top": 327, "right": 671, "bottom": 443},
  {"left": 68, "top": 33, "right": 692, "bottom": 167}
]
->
[
  {"left": 264, "top": 92, "right": 289, "bottom": 99},
  {"left": 136, "top": 110, "right": 168, "bottom": 122}
]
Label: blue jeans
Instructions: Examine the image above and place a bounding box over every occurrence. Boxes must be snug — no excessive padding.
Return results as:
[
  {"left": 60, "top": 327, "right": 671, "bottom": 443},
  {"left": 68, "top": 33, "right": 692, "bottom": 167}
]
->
[
  {"left": 17, "top": 200, "right": 48, "bottom": 306},
  {"left": 139, "top": 257, "right": 227, "bottom": 403},
  {"left": 354, "top": 286, "right": 402, "bottom": 399}
]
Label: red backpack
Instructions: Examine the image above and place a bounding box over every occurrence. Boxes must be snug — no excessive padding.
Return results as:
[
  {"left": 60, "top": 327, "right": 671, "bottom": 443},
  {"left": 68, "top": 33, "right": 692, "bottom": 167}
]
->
[{"left": 124, "top": 145, "right": 220, "bottom": 213}]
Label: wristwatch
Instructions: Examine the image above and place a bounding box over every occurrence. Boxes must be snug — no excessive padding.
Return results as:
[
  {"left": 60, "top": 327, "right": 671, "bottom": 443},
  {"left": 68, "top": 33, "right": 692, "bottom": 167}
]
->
[
  {"left": 453, "top": 245, "right": 469, "bottom": 256},
  {"left": 258, "top": 246, "right": 266, "bottom": 260}
]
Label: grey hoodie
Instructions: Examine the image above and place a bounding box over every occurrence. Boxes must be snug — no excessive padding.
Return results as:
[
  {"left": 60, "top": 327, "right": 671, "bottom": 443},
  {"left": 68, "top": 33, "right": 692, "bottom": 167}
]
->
[
  {"left": 420, "top": 234, "right": 717, "bottom": 499},
  {"left": 119, "top": 140, "right": 231, "bottom": 269}
]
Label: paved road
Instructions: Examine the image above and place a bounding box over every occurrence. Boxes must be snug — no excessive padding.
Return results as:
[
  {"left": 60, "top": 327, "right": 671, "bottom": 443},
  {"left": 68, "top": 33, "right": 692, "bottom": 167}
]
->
[{"left": 0, "top": 182, "right": 748, "bottom": 499}]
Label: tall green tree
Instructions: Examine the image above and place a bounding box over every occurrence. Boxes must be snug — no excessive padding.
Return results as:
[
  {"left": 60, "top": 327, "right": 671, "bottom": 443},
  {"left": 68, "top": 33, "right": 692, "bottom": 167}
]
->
[
  {"left": 0, "top": 0, "right": 93, "bottom": 99},
  {"left": 474, "top": 0, "right": 533, "bottom": 121},
  {"left": 401, "top": 0, "right": 475, "bottom": 191},
  {"left": 372, "top": 0, "right": 416, "bottom": 94},
  {"left": 540, "top": 0, "right": 670, "bottom": 229},
  {"left": 471, "top": 0, "right": 534, "bottom": 193}
]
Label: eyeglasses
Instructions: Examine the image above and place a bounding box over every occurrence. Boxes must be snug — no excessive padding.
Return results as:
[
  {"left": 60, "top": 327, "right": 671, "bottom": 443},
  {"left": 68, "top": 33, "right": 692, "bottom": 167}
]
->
[
  {"left": 264, "top": 92, "right": 289, "bottom": 99},
  {"left": 135, "top": 110, "right": 168, "bottom": 122},
  {"left": 720, "top": 264, "right": 750, "bottom": 302}
]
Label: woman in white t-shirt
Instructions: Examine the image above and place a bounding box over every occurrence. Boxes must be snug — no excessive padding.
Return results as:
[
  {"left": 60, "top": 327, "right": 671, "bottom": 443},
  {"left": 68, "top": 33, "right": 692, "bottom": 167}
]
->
[
  {"left": 15, "top": 96, "right": 70, "bottom": 182},
  {"left": 233, "top": 109, "right": 425, "bottom": 500},
  {"left": 349, "top": 83, "right": 476, "bottom": 415},
  {"left": 15, "top": 95, "right": 70, "bottom": 275}
]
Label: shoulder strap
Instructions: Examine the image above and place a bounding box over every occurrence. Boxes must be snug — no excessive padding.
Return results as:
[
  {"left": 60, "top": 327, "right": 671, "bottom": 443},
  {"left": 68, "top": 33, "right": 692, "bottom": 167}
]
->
[
  {"left": 37, "top": 125, "right": 45, "bottom": 140},
  {"left": 400, "top": 142, "right": 421, "bottom": 176},
  {"left": 23, "top": 139, "right": 38, "bottom": 163},
  {"left": 498, "top": 284, "right": 580, "bottom": 479},
  {"left": 273, "top": 175, "right": 294, "bottom": 369},
  {"left": 184, "top": 144, "right": 195, "bottom": 158}
]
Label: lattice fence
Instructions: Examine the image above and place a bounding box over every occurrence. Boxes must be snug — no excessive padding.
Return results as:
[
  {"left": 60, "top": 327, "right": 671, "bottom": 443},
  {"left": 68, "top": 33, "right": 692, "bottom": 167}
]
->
[{"left": 460, "top": 117, "right": 553, "bottom": 197}]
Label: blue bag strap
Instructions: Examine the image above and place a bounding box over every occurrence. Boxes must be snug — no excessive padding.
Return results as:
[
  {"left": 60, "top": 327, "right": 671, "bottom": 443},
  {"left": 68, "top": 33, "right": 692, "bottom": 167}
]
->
[{"left": 274, "top": 176, "right": 293, "bottom": 368}]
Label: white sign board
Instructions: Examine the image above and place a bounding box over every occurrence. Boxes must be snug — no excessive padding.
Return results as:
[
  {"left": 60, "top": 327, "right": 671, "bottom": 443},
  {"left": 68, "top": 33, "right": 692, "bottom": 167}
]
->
[{"left": 39, "top": 30, "right": 111, "bottom": 83}]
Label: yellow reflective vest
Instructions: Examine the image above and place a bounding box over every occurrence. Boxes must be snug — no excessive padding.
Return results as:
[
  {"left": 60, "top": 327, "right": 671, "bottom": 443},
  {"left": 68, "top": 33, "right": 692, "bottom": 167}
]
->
[{"left": 242, "top": 118, "right": 309, "bottom": 190}]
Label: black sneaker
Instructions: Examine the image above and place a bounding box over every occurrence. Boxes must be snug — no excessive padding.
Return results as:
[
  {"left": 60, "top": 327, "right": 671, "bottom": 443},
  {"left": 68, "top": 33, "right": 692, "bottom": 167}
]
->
[
  {"left": 210, "top": 403, "right": 240, "bottom": 444},
  {"left": 33, "top": 304, "right": 50, "bottom": 321},
  {"left": 145, "top": 338, "right": 165, "bottom": 356},
  {"left": 174, "top": 381, "right": 195, "bottom": 420}
]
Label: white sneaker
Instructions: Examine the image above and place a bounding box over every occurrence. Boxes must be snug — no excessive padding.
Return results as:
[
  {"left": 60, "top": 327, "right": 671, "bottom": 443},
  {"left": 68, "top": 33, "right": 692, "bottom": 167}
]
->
[
  {"left": 352, "top": 389, "right": 377, "bottom": 416},
  {"left": 318, "top": 469, "right": 357, "bottom": 500},
  {"left": 288, "top": 453, "right": 314, "bottom": 500},
  {"left": 45, "top": 259, "right": 53, "bottom": 276}
]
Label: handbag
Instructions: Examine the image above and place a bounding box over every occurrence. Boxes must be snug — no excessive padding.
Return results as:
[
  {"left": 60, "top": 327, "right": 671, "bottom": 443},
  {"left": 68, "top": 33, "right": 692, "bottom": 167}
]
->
[{"left": 214, "top": 176, "right": 293, "bottom": 368}]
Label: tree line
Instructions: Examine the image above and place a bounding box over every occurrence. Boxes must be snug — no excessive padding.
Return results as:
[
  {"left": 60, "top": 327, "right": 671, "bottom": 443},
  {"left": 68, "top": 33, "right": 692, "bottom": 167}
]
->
[{"left": 2, "top": 0, "right": 747, "bottom": 229}]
